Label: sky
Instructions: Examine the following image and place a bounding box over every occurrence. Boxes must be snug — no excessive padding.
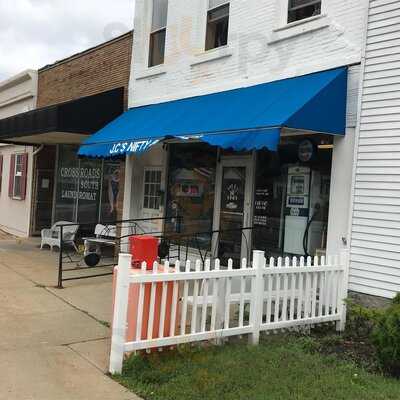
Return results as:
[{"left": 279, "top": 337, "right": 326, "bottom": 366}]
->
[{"left": 0, "top": 0, "right": 134, "bottom": 81}]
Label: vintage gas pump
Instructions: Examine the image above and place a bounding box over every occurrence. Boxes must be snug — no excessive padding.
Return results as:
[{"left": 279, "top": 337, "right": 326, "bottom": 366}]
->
[{"left": 283, "top": 166, "right": 328, "bottom": 256}]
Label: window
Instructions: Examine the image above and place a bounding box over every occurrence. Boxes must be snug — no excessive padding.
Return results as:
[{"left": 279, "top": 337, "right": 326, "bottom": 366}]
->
[
  {"left": 54, "top": 145, "right": 116, "bottom": 225},
  {"left": 166, "top": 143, "right": 217, "bottom": 250},
  {"left": 9, "top": 153, "right": 28, "bottom": 200},
  {"left": 149, "top": 0, "right": 168, "bottom": 67},
  {"left": 205, "top": 0, "right": 230, "bottom": 51},
  {"left": 143, "top": 168, "right": 162, "bottom": 210},
  {"left": 288, "top": 0, "right": 321, "bottom": 23}
]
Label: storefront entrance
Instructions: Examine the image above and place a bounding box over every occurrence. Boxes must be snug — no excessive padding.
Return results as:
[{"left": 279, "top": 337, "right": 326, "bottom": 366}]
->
[
  {"left": 164, "top": 136, "right": 333, "bottom": 265},
  {"left": 213, "top": 156, "right": 254, "bottom": 266}
]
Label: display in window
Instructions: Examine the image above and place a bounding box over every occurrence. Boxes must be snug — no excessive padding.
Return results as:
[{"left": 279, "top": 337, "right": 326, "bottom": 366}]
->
[
  {"left": 101, "top": 161, "right": 121, "bottom": 222},
  {"left": 166, "top": 144, "right": 217, "bottom": 250}
]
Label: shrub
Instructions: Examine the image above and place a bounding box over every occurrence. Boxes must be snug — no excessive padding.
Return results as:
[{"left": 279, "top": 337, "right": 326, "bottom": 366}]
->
[
  {"left": 371, "top": 296, "right": 400, "bottom": 377},
  {"left": 345, "top": 299, "right": 381, "bottom": 340}
]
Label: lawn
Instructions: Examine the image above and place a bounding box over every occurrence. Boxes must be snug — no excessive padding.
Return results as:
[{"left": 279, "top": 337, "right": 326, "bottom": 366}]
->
[{"left": 113, "top": 335, "right": 400, "bottom": 400}]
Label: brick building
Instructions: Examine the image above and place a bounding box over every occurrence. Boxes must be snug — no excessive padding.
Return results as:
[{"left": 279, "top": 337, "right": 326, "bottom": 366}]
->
[{"left": 0, "top": 31, "right": 133, "bottom": 236}]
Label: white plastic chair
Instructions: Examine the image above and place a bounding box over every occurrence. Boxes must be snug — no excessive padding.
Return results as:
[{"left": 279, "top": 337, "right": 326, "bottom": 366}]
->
[{"left": 40, "top": 221, "right": 79, "bottom": 252}]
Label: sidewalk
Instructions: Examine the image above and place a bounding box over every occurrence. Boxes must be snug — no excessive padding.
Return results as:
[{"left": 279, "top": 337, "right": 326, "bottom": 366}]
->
[{"left": 0, "top": 237, "right": 139, "bottom": 400}]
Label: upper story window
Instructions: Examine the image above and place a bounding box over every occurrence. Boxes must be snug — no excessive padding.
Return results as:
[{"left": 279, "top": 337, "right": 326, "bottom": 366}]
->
[
  {"left": 288, "top": 0, "right": 321, "bottom": 23},
  {"left": 205, "top": 0, "right": 230, "bottom": 51},
  {"left": 149, "top": 0, "right": 168, "bottom": 67}
]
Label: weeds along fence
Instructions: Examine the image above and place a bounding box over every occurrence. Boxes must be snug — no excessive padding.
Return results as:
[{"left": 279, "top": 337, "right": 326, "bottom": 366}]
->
[{"left": 110, "top": 250, "right": 350, "bottom": 373}]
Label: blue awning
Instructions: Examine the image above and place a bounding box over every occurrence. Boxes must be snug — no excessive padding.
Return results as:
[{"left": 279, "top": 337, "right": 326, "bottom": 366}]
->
[{"left": 79, "top": 67, "right": 348, "bottom": 158}]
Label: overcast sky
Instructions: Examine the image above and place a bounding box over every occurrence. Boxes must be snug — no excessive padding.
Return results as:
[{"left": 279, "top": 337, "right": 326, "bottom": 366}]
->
[{"left": 0, "top": 0, "right": 134, "bottom": 81}]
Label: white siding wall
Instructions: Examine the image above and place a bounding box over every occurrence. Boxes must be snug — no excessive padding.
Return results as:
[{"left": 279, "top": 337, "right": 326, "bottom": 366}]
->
[
  {"left": 0, "top": 70, "right": 37, "bottom": 237},
  {"left": 0, "top": 145, "right": 35, "bottom": 237},
  {"left": 349, "top": 0, "right": 400, "bottom": 299}
]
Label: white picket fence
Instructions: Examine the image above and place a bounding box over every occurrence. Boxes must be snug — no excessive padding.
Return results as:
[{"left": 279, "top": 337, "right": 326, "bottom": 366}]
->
[{"left": 110, "top": 250, "right": 349, "bottom": 373}]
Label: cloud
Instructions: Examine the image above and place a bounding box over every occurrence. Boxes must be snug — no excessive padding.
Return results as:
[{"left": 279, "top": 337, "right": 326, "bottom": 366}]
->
[{"left": 0, "top": 0, "right": 134, "bottom": 81}]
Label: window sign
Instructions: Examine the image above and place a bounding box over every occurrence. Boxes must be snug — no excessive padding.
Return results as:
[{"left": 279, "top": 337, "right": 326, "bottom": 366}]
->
[
  {"left": 220, "top": 167, "right": 244, "bottom": 214},
  {"left": 55, "top": 145, "right": 121, "bottom": 224},
  {"left": 76, "top": 158, "right": 102, "bottom": 224}
]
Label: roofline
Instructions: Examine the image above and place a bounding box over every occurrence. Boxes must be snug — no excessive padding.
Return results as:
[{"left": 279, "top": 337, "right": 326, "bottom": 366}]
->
[
  {"left": 0, "top": 69, "right": 37, "bottom": 92},
  {"left": 39, "top": 30, "right": 133, "bottom": 73}
]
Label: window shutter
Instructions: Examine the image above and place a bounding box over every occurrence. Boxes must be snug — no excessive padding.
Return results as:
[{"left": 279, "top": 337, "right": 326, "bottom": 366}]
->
[
  {"left": 0, "top": 154, "right": 3, "bottom": 193},
  {"left": 20, "top": 153, "right": 28, "bottom": 200},
  {"left": 8, "top": 154, "right": 15, "bottom": 198}
]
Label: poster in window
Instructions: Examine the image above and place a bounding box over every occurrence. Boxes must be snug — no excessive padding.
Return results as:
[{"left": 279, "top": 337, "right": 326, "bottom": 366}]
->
[
  {"left": 253, "top": 186, "right": 272, "bottom": 227},
  {"left": 220, "top": 167, "right": 245, "bottom": 214},
  {"left": 101, "top": 161, "right": 121, "bottom": 223}
]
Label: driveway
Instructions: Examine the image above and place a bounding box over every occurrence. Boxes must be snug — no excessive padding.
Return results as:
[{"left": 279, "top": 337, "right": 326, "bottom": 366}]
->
[{"left": 0, "top": 237, "right": 139, "bottom": 400}]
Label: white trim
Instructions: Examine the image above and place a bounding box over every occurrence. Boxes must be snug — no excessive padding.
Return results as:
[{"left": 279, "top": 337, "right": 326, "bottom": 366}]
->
[
  {"left": 0, "top": 70, "right": 36, "bottom": 92},
  {"left": 190, "top": 45, "right": 233, "bottom": 67},
  {"left": 345, "top": 1, "right": 374, "bottom": 282},
  {"left": 135, "top": 66, "right": 167, "bottom": 80},
  {"left": 269, "top": 14, "right": 330, "bottom": 44},
  {"left": 0, "top": 91, "right": 35, "bottom": 108},
  {"left": 277, "top": 0, "right": 325, "bottom": 28}
]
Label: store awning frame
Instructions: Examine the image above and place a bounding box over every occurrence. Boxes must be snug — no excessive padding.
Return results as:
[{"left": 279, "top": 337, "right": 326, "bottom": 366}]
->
[{"left": 78, "top": 67, "right": 348, "bottom": 158}]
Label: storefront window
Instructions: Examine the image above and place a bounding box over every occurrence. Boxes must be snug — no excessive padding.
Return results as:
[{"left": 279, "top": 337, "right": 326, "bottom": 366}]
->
[
  {"left": 166, "top": 143, "right": 217, "bottom": 250},
  {"left": 54, "top": 145, "right": 121, "bottom": 226},
  {"left": 76, "top": 158, "right": 102, "bottom": 224},
  {"left": 54, "top": 145, "right": 79, "bottom": 222},
  {"left": 253, "top": 137, "right": 332, "bottom": 259}
]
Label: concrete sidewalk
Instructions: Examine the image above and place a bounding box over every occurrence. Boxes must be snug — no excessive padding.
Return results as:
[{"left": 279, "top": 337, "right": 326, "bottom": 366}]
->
[{"left": 0, "top": 237, "right": 139, "bottom": 400}]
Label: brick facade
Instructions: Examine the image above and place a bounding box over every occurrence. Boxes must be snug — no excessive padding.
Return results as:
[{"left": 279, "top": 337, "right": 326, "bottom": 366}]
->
[
  {"left": 36, "top": 31, "right": 133, "bottom": 225},
  {"left": 37, "top": 31, "right": 133, "bottom": 108}
]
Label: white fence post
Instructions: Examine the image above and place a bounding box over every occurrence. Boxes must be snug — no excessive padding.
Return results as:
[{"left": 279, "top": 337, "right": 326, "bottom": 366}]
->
[
  {"left": 109, "top": 253, "right": 132, "bottom": 374},
  {"left": 249, "top": 250, "right": 265, "bottom": 345},
  {"left": 337, "top": 249, "right": 350, "bottom": 332}
]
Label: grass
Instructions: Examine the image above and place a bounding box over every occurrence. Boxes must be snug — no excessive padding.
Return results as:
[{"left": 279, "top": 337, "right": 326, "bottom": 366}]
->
[{"left": 113, "top": 335, "right": 400, "bottom": 400}]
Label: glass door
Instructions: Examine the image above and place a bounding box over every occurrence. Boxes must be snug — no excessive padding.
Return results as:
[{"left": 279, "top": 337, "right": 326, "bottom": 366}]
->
[{"left": 213, "top": 156, "right": 254, "bottom": 267}]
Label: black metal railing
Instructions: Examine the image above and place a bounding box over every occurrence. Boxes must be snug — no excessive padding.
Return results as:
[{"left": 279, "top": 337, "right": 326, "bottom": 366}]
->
[{"left": 56, "top": 216, "right": 266, "bottom": 288}]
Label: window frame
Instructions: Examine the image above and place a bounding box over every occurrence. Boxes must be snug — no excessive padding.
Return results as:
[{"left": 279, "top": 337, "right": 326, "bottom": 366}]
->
[
  {"left": 205, "top": 0, "right": 230, "bottom": 51},
  {"left": 142, "top": 167, "right": 163, "bottom": 211},
  {"left": 287, "top": 0, "right": 322, "bottom": 24},
  {"left": 148, "top": 0, "right": 168, "bottom": 68},
  {"left": 12, "top": 153, "right": 25, "bottom": 200}
]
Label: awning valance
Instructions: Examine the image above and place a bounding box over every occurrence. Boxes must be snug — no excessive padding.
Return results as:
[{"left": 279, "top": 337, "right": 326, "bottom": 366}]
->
[{"left": 78, "top": 67, "right": 348, "bottom": 158}]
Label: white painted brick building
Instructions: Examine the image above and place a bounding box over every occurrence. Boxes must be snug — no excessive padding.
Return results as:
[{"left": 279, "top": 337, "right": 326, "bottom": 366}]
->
[
  {"left": 119, "top": 0, "right": 400, "bottom": 300},
  {"left": 129, "top": 0, "right": 366, "bottom": 106}
]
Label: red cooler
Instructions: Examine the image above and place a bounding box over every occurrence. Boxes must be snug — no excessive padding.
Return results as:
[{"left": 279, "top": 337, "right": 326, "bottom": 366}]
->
[{"left": 129, "top": 235, "right": 159, "bottom": 269}]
